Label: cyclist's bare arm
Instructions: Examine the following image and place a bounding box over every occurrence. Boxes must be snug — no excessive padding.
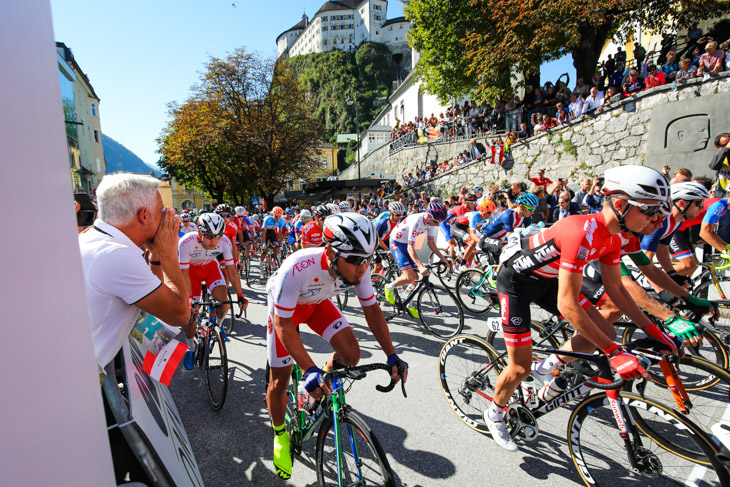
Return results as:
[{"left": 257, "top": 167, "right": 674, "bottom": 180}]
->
[
  {"left": 557, "top": 269, "right": 614, "bottom": 351},
  {"left": 225, "top": 265, "right": 244, "bottom": 297},
  {"left": 700, "top": 222, "right": 728, "bottom": 252},
  {"left": 362, "top": 303, "right": 406, "bottom": 383},
  {"left": 621, "top": 275, "right": 674, "bottom": 321},
  {"left": 601, "top": 262, "right": 655, "bottom": 329},
  {"left": 652, "top": 244, "right": 676, "bottom": 275},
  {"left": 378, "top": 237, "right": 388, "bottom": 251},
  {"left": 639, "top": 259, "right": 692, "bottom": 298},
  {"left": 427, "top": 237, "right": 447, "bottom": 262}
]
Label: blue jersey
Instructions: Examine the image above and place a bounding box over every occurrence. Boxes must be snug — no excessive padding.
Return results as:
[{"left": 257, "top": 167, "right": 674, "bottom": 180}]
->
[
  {"left": 703, "top": 199, "right": 729, "bottom": 225},
  {"left": 641, "top": 215, "right": 683, "bottom": 252},
  {"left": 376, "top": 217, "right": 395, "bottom": 240},
  {"left": 373, "top": 211, "right": 390, "bottom": 227},
  {"left": 262, "top": 215, "right": 285, "bottom": 231},
  {"left": 466, "top": 211, "right": 489, "bottom": 231},
  {"left": 480, "top": 209, "right": 531, "bottom": 240}
]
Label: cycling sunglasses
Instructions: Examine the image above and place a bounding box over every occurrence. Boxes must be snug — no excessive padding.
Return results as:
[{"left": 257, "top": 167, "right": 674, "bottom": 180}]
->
[
  {"left": 201, "top": 232, "right": 223, "bottom": 240},
  {"left": 219, "top": 213, "right": 232, "bottom": 218},
  {"left": 625, "top": 200, "right": 667, "bottom": 216},
  {"left": 340, "top": 254, "right": 372, "bottom": 266},
  {"left": 521, "top": 205, "right": 536, "bottom": 212}
]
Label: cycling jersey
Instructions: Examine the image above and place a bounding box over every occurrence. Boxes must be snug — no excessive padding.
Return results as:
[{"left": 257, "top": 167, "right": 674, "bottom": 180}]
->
[
  {"left": 454, "top": 211, "right": 489, "bottom": 231},
  {"left": 372, "top": 211, "right": 390, "bottom": 227},
  {"left": 703, "top": 198, "right": 728, "bottom": 225},
  {"left": 678, "top": 198, "right": 720, "bottom": 230},
  {"left": 263, "top": 215, "right": 285, "bottom": 231},
  {"left": 440, "top": 204, "right": 469, "bottom": 241},
  {"left": 180, "top": 223, "right": 198, "bottom": 234},
  {"left": 223, "top": 220, "right": 238, "bottom": 247},
  {"left": 375, "top": 217, "right": 395, "bottom": 242},
  {"left": 300, "top": 222, "right": 323, "bottom": 247},
  {"left": 266, "top": 247, "right": 377, "bottom": 367},
  {"left": 640, "top": 214, "right": 683, "bottom": 252},
  {"left": 390, "top": 213, "right": 437, "bottom": 245},
  {"left": 480, "top": 209, "right": 531, "bottom": 240},
  {"left": 178, "top": 233, "right": 235, "bottom": 269}
]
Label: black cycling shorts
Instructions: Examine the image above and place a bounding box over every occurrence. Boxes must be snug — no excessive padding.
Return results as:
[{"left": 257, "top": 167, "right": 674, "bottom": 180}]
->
[
  {"left": 496, "top": 265, "right": 560, "bottom": 347},
  {"left": 479, "top": 235, "right": 506, "bottom": 256},
  {"left": 450, "top": 223, "right": 469, "bottom": 243},
  {"left": 241, "top": 231, "right": 251, "bottom": 243},
  {"left": 265, "top": 229, "right": 279, "bottom": 246},
  {"left": 669, "top": 228, "right": 695, "bottom": 260}
]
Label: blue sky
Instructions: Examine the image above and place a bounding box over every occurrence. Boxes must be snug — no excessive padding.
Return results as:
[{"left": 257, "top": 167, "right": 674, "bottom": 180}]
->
[{"left": 51, "top": 0, "right": 572, "bottom": 166}]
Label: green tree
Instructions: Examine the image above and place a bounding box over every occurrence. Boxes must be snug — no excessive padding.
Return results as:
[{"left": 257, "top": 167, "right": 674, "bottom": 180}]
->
[{"left": 158, "top": 48, "right": 324, "bottom": 208}]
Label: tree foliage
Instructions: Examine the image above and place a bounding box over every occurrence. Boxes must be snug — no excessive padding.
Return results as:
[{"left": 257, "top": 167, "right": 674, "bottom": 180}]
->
[
  {"left": 286, "top": 42, "right": 395, "bottom": 139},
  {"left": 404, "top": 0, "right": 729, "bottom": 101},
  {"left": 157, "top": 48, "right": 324, "bottom": 208}
]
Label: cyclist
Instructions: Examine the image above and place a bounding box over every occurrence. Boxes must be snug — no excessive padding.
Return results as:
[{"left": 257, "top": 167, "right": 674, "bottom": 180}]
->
[
  {"left": 642, "top": 181, "right": 710, "bottom": 280},
  {"left": 214, "top": 204, "right": 240, "bottom": 266},
  {"left": 301, "top": 205, "right": 329, "bottom": 249},
  {"left": 441, "top": 192, "right": 477, "bottom": 265},
  {"left": 339, "top": 200, "right": 352, "bottom": 213},
  {"left": 179, "top": 213, "right": 246, "bottom": 369},
  {"left": 384, "top": 201, "right": 450, "bottom": 317},
  {"left": 480, "top": 192, "right": 537, "bottom": 241},
  {"left": 699, "top": 192, "right": 730, "bottom": 257},
  {"left": 266, "top": 213, "right": 408, "bottom": 479},
  {"left": 486, "top": 165, "right": 679, "bottom": 452},
  {"left": 292, "top": 209, "right": 312, "bottom": 251},
  {"left": 261, "top": 206, "right": 285, "bottom": 262},
  {"left": 451, "top": 197, "right": 496, "bottom": 269},
  {"left": 234, "top": 206, "right": 254, "bottom": 260},
  {"left": 179, "top": 212, "right": 198, "bottom": 236},
  {"left": 373, "top": 201, "right": 407, "bottom": 275}
]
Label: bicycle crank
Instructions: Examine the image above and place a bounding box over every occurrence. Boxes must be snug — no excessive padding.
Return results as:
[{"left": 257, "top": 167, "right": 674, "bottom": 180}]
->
[
  {"left": 630, "top": 446, "right": 661, "bottom": 478},
  {"left": 506, "top": 404, "right": 539, "bottom": 442}
]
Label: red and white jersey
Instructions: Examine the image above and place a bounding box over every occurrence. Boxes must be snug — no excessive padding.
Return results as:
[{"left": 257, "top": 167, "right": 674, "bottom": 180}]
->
[
  {"left": 180, "top": 222, "right": 198, "bottom": 234},
  {"left": 234, "top": 216, "right": 249, "bottom": 232},
  {"left": 389, "top": 213, "right": 437, "bottom": 245},
  {"left": 301, "top": 221, "right": 323, "bottom": 247},
  {"left": 502, "top": 213, "right": 622, "bottom": 279},
  {"left": 252, "top": 220, "right": 261, "bottom": 234},
  {"left": 266, "top": 247, "right": 376, "bottom": 319},
  {"left": 223, "top": 220, "right": 238, "bottom": 245},
  {"left": 178, "top": 232, "right": 234, "bottom": 269}
]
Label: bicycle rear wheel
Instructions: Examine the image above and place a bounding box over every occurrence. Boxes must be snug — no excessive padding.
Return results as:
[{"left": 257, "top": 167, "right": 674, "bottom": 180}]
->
[
  {"left": 455, "top": 268, "right": 496, "bottom": 315},
  {"left": 417, "top": 285, "right": 464, "bottom": 338},
  {"left": 204, "top": 326, "right": 228, "bottom": 411},
  {"left": 438, "top": 336, "right": 505, "bottom": 435},
  {"left": 315, "top": 410, "right": 395, "bottom": 487},
  {"left": 568, "top": 391, "right": 728, "bottom": 486}
]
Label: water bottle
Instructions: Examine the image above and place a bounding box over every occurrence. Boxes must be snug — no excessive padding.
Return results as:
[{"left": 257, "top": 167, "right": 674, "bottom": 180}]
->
[
  {"left": 297, "top": 382, "right": 316, "bottom": 414},
  {"left": 520, "top": 376, "right": 539, "bottom": 408},
  {"left": 538, "top": 375, "right": 567, "bottom": 403},
  {"left": 520, "top": 221, "right": 546, "bottom": 238}
]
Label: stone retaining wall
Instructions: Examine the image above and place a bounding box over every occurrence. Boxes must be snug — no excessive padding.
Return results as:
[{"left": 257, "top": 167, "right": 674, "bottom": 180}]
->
[{"left": 341, "top": 73, "right": 730, "bottom": 197}]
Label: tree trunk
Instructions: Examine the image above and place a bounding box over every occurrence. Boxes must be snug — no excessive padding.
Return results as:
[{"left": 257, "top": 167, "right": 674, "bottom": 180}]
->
[{"left": 572, "top": 20, "right": 614, "bottom": 81}]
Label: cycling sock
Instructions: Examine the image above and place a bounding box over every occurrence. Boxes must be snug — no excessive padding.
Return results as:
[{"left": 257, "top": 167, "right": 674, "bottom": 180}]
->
[
  {"left": 487, "top": 401, "right": 505, "bottom": 422},
  {"left": 535, "top": 354, "right": 565, "bottom": 375}
]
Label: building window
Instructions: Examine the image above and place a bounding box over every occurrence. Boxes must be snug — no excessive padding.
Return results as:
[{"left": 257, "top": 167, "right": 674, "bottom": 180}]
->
[
  {"left": 323, "top": 26, "right": 327, "bottom": 31},
  {"left": 374, "top": 15, "right": 381, "bottom": 21},
  {"left": 93, "top": 129, "right": 99, "bottom": 143},
  {"left": 322, "top": 16, "right": 327, "bottom": 21},
  {"left": 90, "top": 103, "right": 96, "bottom": 116}
]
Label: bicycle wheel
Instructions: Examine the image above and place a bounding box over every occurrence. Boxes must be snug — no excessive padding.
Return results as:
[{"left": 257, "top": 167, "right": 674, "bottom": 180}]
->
[
  {"left": 455, "top": 268, "right": 496, "bottom": 316},
  {"left": 221, "top": 289, "right": 236, "bottom": 335},
  {"left": 621, "top": 324, "right": 729, "bottom": 370},
  {"left": 204, "top": 326, "right": 228, "bottom": 411},
  {"left": 626, "top": 355, "right": 730, "bottom": 455},
  {"left": 694, "top": 275, "right": 730, "bottom": 303},
  {"left": 417, "top": 284, "right": 464, "bottom": 338},
  {"left": 485, "top": 319, "right": 563, "bottom": 352},
  {"left": 315, "top": 410, "right": 395, "bottom": 487},
  {"left": 568, "top": 391, "right": 729, "bottom": 486},
  {"left": 335, "top": 288, "right": 350, "bottom": 312},
  {"left": 438, "top": 336, "right": 505, "bottom": 435}
]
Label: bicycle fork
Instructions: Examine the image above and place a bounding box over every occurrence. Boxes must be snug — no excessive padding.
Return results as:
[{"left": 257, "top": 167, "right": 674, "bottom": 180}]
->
[
  {"left": 604, "top": 389, "right": 657, "bottom": 476},
  {"left": 330, "top": 377, "right": 364, "bottom": 487}
]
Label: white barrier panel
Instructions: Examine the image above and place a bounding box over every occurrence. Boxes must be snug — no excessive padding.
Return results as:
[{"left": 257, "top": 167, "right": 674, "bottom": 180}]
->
[{"left": 0, "top": 2, "right": 114, "bottom": 485}]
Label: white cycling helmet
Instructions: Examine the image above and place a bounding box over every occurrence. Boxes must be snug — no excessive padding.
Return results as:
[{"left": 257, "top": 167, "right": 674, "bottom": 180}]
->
[
  {"left": 339, "top": 201, "right": 352, "bottom": 212},
  {"left": 328, "top": 203, "right": 340, "bottom": 214},
  {"left": 671, "top": 181, "right": 710, "bottom": 201},
  {"left": 252, "top": 214, "right": 260, "bottom": 221},
  {"left": 300, "top": 209, "right": 312, "bottom": 221},
  {"left": 388, "top": 201, "right": 407, "bottom": 215},
  {"left": 234, "top": 206, "right": 246, "bottom": 216},
  {"left": 602, "top": 165, "right": 670, "bottom": 203},
  {"left": 198, "top": 213, "right": 226, "bottom": 235},
  {"left": 322, "top": 213, "right": 377, "bottom": 256}
]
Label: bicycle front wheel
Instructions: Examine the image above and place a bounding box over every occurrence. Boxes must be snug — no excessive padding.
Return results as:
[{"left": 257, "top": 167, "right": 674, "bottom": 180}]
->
[
  {"left": 455, "top": 268, "right": 495, "bottom": 315},
  {"left": 335, "top": 288, "right": 350, "bottom": 312},
  {"left": 204, "top": 327, "right": 228, "bottom": 411},
  {"left": 568, "top": 391, "right": 729, "bottom": 486},
  {"left": 417, "top": 285, "right": 464, "bottom": 338},
  {"left": 315, "top": 410, "right": 395, "bottom": 487},
  {"left": 438, "top": 336, "right": 504, "bottom": 435},
  {"left": 221, "top": 289, "right": 236, "bottom": 335}
]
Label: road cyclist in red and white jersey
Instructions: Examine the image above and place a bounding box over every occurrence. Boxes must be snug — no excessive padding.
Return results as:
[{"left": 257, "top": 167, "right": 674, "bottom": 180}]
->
[
  {"left": 384, "top": 201, "right": 450, "bottom": 318},
  {"left": 265, "top": 213, "right": 408, "bottom": 479},
  {"left": 179, "top": 213, "right": 246, "bottom": 369},
  {"left": 301, "top": 204, "right": 329, "bottom": 249},
  {"left": 486, "top": 165, "right": 683, "bottom": 452},
  {"left": 372, "top": 201, "right": 407, "bottom": 275},
  {"left": 179, "top": 212, "right": 198, "bottom": 236},
  {"left": 440, "top": 192, "right": 477, "bottom": 265},
  {"left": 214, "top": 204, "right": 240, "bottom": 269},
  {"left": 234, "top": 206, "right": 254, "bottom": 260}
]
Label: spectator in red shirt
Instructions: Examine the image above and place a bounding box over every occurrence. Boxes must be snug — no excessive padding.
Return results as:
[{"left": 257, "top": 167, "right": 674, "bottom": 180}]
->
[
  {"left": 644, "top": 63, "right": 666, "bottom": 88},
  {"left": 527, "top": 167, "right": 553, "bottom": 188}
]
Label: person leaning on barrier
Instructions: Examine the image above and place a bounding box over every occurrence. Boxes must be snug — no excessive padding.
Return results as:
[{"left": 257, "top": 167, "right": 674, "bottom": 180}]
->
[{"left": 79, "top": 172, "right": 191, "bottom": 372}]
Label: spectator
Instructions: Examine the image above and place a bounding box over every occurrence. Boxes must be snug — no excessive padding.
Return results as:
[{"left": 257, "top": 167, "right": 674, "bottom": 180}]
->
[
  {"left": 572, "top": 76, "right": 590, "bottom": 98},
  {"left": 568, "top": 93, "right": 584, "bottom": 120},
  {"left": 504, "top": 182, "right": 523, "bottom": 209},
  {"left": 633, "top": 42, "right": 646, "bottom": 69},
  {"left": 583, "top": 177, "right": 605, "bottom": 213},
  {"left": 534, "top": 113, "right": 558, "bottom": 134},
  {"left": 661, "top": 50, "right": 680, "bottom": 82},
  {"left": 517, "top": 122, "right": 529, "bottom": 141},
  {"left": 644, "top": 63, "right": 666, "bottom": 88},
  {"left": 722, "top": 40, "right": 730, "bottom": 71},
  {"left": 78, "top": 173, "right": 191, "bottom": 372},
  {"left": 622, "top": 69, "right": 644, "bottom": 96},
  {"left": 551, "top": 190, "right": 582, "bottom": 222},
  {"left": 698, "top": 41, "right": 725, "bottom": 76},
  {"left": 527, "top": 167, "right": 553, "bottom": 188},
  {"left": 572, "top": 178, "right": 592, "bottom": 206},
  {"left": 658, "top": 33, "right": 676, "bottom": 65},
  {"left": 581, "top": 86, "right": 603, "bottom": 117},
  {"left": 670, "top": 167, "right": 693, "bottom": 184},
  {"left": 602, "top": 55, "right": 616, "bottom": 79},
  {"left": 531, "top": 186, "right": 549, "bottom": 224},
  {"left": 469, "top": 138, "right": 486, "bottom": 160},
  {"left": 690, "top": 45, "right": 702, "bottom": 69},
  {"left": 505, "top": 96, "right": 522, "bottom": 132},
  {"left": 608, "top": 64, "right": 626, "bottom": 89},
  {"left": 597, "top": 86, "right": 621, "bottom": 113},
  {"left": 676, "top": 58, "right": 697, "bottom": 82},
  {"left": 555, "top": 101, "right": 571, "bottom": 124},
  {"left": 615, "top": 46, "right": 627, "bottom": 66},
  {"left": 522, "top": 85, "right": 537, "bottom": 131},
  {"left": 74, "top": 192, "right": 97, "bottom": 233}
]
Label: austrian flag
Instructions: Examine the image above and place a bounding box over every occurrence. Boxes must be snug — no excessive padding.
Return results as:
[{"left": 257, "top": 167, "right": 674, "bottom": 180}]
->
[{"left": 142, "top": 339, "right": 188, "bottom": 386}]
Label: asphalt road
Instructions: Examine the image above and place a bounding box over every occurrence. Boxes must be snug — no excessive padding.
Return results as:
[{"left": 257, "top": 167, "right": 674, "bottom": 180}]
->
[{"left": 168, "top": 257, "right": 586, "bottom": 487}]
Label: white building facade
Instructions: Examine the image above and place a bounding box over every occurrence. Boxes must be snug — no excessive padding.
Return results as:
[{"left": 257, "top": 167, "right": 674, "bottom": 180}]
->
[{"left": 276, "top": 0, "right": 410, "bottom": 61}]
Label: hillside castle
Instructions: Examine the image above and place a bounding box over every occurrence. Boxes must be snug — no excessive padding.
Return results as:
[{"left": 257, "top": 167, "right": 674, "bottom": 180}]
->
[{"left": 276, "top": 0, "right": 411, "bottom": 70}]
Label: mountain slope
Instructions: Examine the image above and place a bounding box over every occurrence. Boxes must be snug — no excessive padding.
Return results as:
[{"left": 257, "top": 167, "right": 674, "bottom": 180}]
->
[{"left": 102, "top": 135, "right": 161, "bottom": 176}]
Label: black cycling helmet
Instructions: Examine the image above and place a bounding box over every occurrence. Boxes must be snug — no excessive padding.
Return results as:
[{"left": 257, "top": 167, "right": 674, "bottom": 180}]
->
[
  {"left": 215, "top": 204, "right": 233, "bottom": 215},
  {"left": 315, "top": 204, "right": 332, "bottom": 218}
]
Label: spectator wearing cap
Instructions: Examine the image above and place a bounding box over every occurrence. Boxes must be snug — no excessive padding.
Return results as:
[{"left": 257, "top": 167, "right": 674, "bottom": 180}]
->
[
  {"left": 698, "top": 41, "right": 725, "bottom": 76},
  {"left": 527, "top": 167, "right": 553, "bottom": 189}
]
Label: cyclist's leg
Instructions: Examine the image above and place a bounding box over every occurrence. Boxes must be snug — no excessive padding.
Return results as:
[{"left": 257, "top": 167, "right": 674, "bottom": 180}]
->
[
  {"left": 306, "top": 299, "right": 360, "bottom": 370},
  {"left": 388, "top": 240, "right": 417, "bottom": 289},
  {"left": 209, "top": 274, "right": 230, "bottom": 324}
]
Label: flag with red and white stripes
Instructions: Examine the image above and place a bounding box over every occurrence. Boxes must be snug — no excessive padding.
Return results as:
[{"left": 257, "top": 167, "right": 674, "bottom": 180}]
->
[{"left": 142, "top": 339, "right": 188, "bottom": 386}]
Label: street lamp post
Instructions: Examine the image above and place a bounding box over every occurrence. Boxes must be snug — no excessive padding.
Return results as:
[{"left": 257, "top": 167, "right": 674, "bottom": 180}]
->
[{"left": 346, "top": 89, "right": 362, "bottom": 203}]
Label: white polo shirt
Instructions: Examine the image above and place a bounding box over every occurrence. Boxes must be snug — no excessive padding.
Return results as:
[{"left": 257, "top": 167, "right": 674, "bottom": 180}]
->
[{"left": 79, "top": 219, "right": 161, "bottom": 369}]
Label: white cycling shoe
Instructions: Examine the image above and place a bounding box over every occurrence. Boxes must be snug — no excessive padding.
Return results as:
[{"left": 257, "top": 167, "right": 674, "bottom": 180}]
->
[{"left": 483, "top": 410, "right": 518, "bottom": 452}]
